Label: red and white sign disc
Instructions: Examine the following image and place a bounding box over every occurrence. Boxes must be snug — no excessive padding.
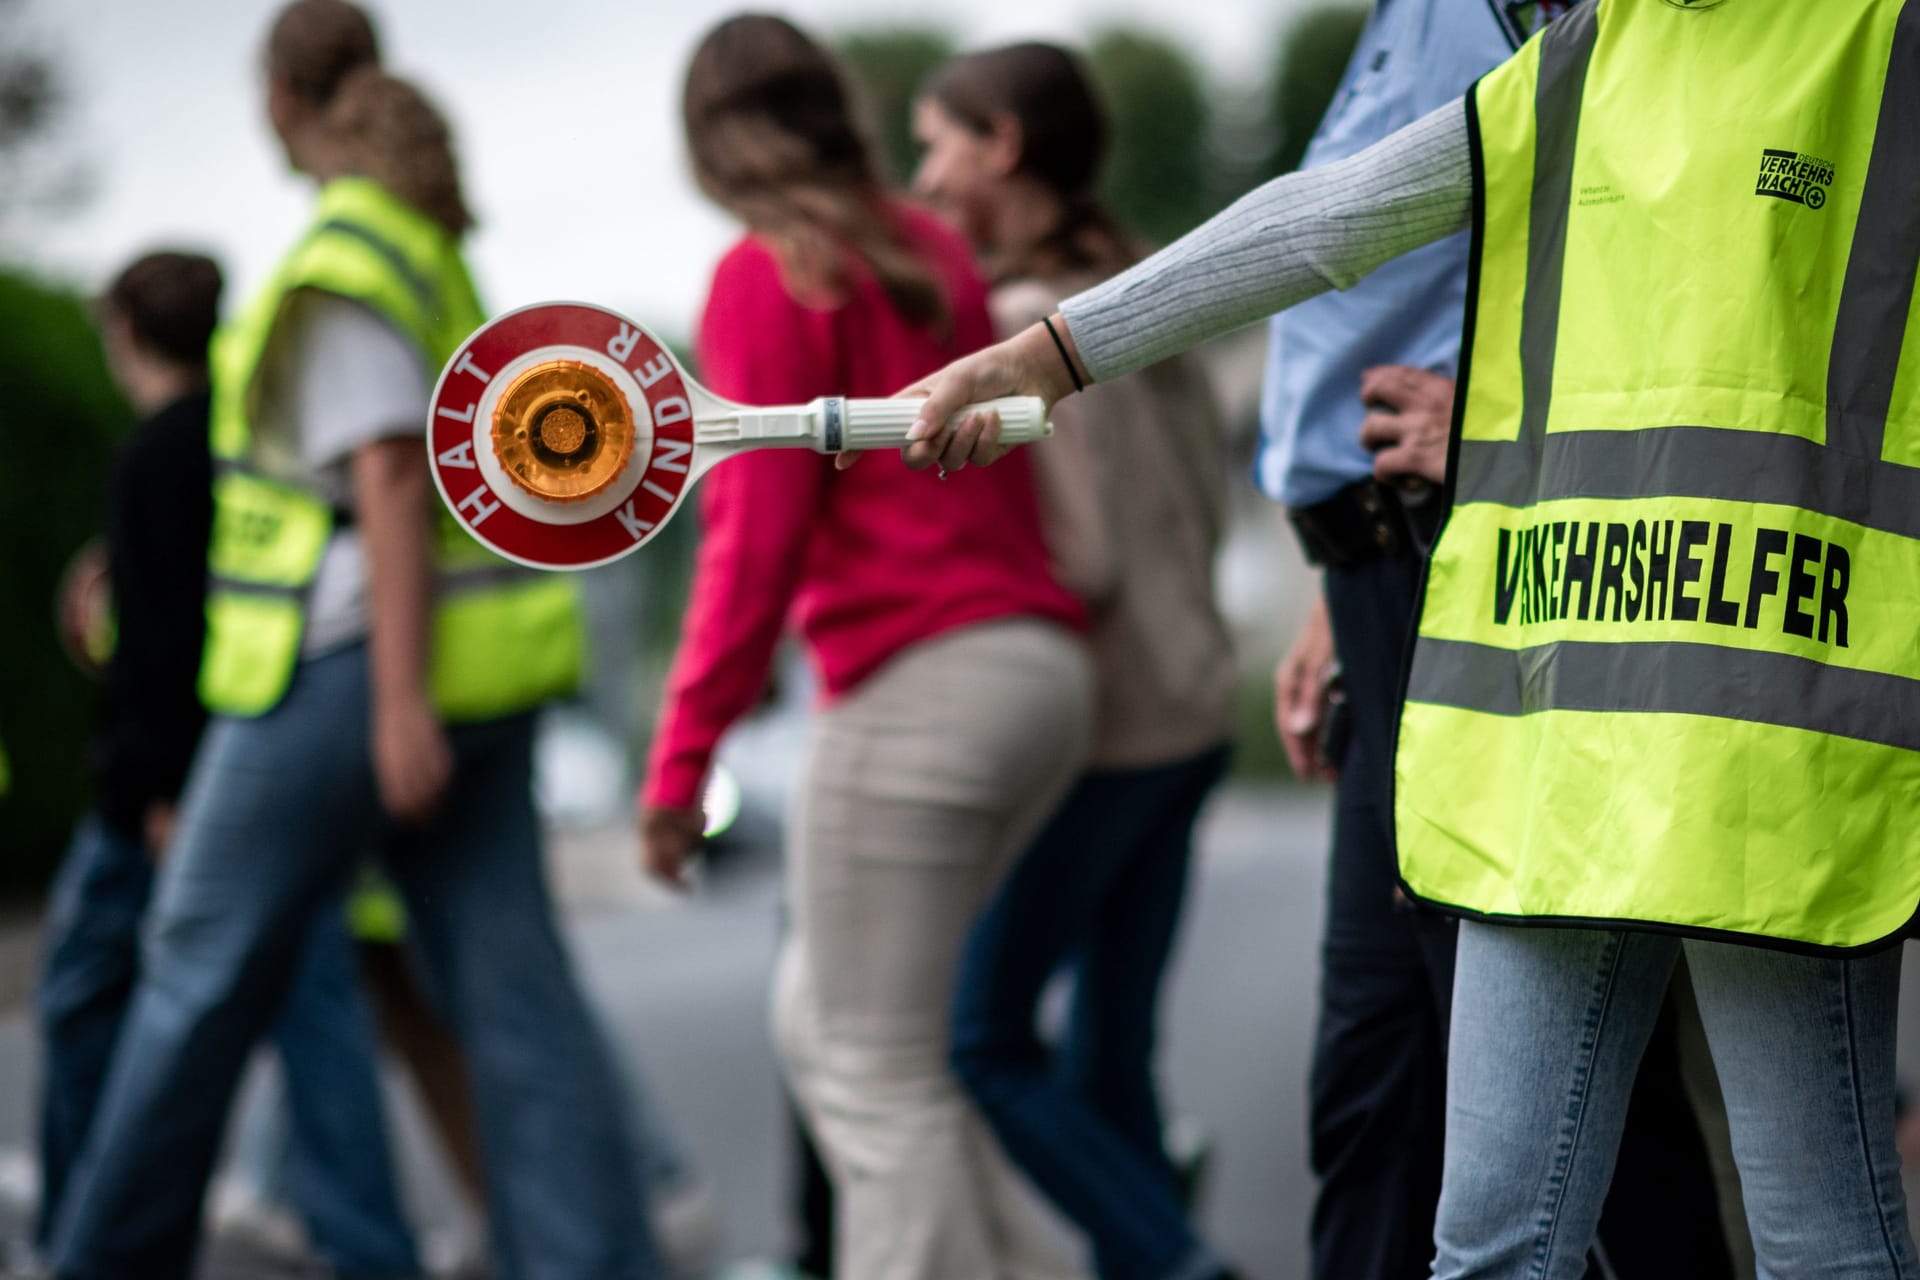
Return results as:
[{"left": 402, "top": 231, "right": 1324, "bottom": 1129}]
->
[{"left": 428, "top": 301, "right": 698, "bottom": 570}]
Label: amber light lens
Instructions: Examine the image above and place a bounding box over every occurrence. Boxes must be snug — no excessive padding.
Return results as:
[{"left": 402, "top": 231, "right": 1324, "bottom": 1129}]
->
[{"left": 489, "top": 360, "right": 637, "bottom": 503}]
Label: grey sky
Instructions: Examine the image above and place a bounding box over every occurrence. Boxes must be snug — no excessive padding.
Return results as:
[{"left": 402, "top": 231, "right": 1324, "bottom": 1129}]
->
[{"left": 11, "top": 0, "right": 1320, "bottom": 333}]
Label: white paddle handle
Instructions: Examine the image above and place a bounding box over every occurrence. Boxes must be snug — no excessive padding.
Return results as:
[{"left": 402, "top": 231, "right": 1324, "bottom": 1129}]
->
[{"left": 820, "top": 396, "right": 1051, "bottom": 452}]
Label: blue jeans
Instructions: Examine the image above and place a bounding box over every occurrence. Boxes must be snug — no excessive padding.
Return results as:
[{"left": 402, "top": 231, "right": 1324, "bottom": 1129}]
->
[
  {"left": 36, "top": 813, "right": 417, "bottom": 1277},
  {"left": 47, "top": 645, "right": 657, "bottom": 1280},
  {"left": 1437, "top": 921, "right": 1917, "bottom": 1279},
  {"left": 949, "top": 745, "right": 1230, "bottom": 1280}
]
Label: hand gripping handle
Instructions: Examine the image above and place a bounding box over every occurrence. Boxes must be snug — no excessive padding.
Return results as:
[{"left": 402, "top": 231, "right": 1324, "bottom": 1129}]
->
[{"left": 814, "top": 396, "right": 1052, "bottom": 452}]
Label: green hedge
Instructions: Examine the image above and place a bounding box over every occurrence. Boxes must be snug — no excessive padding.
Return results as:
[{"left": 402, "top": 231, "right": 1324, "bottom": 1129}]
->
[{"left": 0, "top": 269, "right": 131, "bottom": 895}]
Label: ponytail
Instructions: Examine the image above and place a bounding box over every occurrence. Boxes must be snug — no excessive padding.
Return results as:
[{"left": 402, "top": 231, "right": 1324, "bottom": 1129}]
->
[
  {"left": 325, "top": 67, "right": 473, "bottom": 236},
  {"left": 1012, "top": 191, "right": 1139, "bottom": 285}
]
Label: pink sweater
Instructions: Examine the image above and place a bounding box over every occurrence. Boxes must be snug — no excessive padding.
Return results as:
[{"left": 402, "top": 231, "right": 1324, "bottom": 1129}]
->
[{"left": 643, "top": 206, "right": 1084, "bottom": 810}]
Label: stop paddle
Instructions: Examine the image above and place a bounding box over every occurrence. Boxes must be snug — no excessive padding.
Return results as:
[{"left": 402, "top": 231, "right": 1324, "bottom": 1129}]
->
[{"left": 427, "top": 301, "right": 1051, "bottom": 570}]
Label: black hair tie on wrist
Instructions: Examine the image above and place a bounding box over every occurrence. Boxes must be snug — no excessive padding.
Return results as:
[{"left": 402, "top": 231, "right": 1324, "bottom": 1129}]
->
[{"left": 1042, "top": 315, "right": 1085, "bottom": 394}]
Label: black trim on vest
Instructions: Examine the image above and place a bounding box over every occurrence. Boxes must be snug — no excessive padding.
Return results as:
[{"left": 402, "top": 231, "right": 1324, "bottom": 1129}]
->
[
  {"left": 1389, "top": 78, "right": 1492, "bottom": 942},
  {"left": 1391, "top": 896, "right": 1913, "bottom": 960}
]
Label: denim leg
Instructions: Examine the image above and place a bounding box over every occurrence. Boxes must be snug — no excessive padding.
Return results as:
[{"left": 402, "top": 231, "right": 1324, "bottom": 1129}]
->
[
  {"left": 1060, "top": 748, "right": 1229, "bottom": 1172},
  {"left": 34, "top": 816, "right": 154, "bottom": 1247},
  {"left": 950, "top": 757, "right": 1220, "bottom": 1280},
  {"left": 270, "top": 897, "right": 420, "bottom": 1278},
  {"left": 1432, "top": 922, "right": 1676, "bottom": 1280},
  {"left": 1683, "top": 938, "right": 1917, "bottom": 1280},
  {"left": 1591, "top": 973, "right": 1733, "bottom": 1279},
  {"left": 47, "top": 648, "right": 382, "bottom": 1280},
  {"left": 1063, "top": 748, "right": 1228, "bottom": 1280},
  {"left": 381, "top": 713, "right": 656, "bottom": 1280}
]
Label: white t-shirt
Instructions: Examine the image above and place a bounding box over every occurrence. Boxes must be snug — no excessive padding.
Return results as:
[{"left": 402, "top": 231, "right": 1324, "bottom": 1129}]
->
[{"left": 252, "top": 289, "right": 431, "bottom": 654}]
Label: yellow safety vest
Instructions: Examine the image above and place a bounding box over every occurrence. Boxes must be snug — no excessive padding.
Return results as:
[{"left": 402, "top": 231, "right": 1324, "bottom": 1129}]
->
[
  {"left": 1395, "top": 0, "right": 1920, "bottom": 952},
  {"left": 200, "top": 177, "right": 582, "bottom": 720}
]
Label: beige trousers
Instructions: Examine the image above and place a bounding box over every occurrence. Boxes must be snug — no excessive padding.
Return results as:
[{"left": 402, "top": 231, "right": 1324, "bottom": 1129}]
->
[{"left": 773, "top": 619, "right": 1095, "bottom": 1280}]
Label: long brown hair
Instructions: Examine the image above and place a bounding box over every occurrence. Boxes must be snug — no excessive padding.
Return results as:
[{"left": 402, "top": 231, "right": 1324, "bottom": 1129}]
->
[
  {"left": 683, "top": 13, "right": 950, "bottom": 335},
  {"left": 921, "top": 43, "right": 1138, "bottom": 283},
  {"left": 266, "top": 0, "right": 381, "bottom": 111},
  {"left": 325, "top": 67, "right": 473, "bottom": 237}
]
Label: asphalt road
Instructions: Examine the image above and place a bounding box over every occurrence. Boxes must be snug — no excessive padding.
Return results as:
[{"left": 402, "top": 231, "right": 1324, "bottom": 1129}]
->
[{"left": 5, "top": 784, "right": 1920, "bottom": 1278}]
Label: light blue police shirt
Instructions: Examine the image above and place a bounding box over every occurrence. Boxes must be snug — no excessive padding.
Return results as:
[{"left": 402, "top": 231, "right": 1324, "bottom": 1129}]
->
[{"left": 1256, "top": 0, "right": 1521, "bottom": 508}]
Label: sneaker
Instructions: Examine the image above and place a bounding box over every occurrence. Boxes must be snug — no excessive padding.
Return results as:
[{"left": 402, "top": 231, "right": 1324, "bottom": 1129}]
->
[
  {"left": 651, "top": 1176, "right": 723, "bottom": 1278},
  {"left": 1164, "top": 1115, "right": 1214, "bottom": 1214},
  {"left": 714, "top": 1261, "right": 822, "bottom": 1280},
  {"left": 0, "top": 1234, "right": 48, "bottom": 1280},
  {"left": 205, "top": 1174, "right": 308, "bottom": 1262},
  {"left": 419, "top": 1222, "right": 490, "bottom": 1278},
  {"left": 0, "top": 1147, "right": 38, "bottom": 1225}
]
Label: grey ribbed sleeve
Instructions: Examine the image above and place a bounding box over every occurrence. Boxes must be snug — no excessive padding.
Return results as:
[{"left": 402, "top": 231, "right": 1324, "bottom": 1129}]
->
[{"left": 1059, "top": 98, "right": 1474, "bottom": 382}]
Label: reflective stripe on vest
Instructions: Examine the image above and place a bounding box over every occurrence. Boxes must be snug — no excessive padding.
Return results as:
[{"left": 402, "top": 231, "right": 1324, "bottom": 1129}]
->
[
  {"left": 1394, "top": 0, "right": 1920, "bottom": 952},
  {"left": 199, "top": 178, "right": 583, "bottom": 720}
]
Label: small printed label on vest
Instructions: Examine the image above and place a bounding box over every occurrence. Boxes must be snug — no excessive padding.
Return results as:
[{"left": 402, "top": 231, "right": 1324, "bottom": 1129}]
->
[
  {"left": 1755, "top": 149, "right": 1833, "bottom": 209},
  {"left": 1492, "top": 517, "right": 1851, "bottom": 647}
]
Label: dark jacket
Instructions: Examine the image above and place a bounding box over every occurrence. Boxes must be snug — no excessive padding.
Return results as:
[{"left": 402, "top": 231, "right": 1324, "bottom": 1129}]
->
[{"left": 94, "top": 390, "right": 213, "bottom": 837}]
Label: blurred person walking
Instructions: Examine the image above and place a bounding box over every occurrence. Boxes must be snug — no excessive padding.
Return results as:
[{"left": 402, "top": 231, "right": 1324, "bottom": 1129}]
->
[
  {"left": 639, "top": 16, "right": 1091, "bottom": 1280},
  {"left": 911, "top": 44, "right": 1238, "bottom": 1280},
  {"left": 31, "top": 250, "right": 419, "bottom": 1280},
  {"left": 43, "top": 4, "right": 657, "bottom": 1278},
  {"left": 893, "top": 0, "right": 1920, "bottom": 1274}
]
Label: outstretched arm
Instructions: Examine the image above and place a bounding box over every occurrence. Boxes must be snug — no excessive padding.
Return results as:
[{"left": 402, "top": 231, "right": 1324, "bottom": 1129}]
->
[
  {"left": 1063, "top": 98, "right": 1472, "bottom": 382},
  {"left": 900, "top": 97, "right": 1474, "bottom": 471}
]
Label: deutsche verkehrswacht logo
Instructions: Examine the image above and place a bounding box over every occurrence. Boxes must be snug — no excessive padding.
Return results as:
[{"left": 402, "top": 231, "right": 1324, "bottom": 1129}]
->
[{"left": 1755, "top": 149, "right": 1833, "bottom": 209}]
